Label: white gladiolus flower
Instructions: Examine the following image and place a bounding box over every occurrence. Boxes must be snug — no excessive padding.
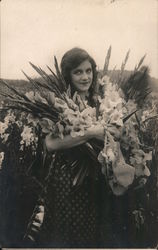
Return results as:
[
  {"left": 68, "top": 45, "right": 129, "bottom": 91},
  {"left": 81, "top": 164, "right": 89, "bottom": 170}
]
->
[
  {"left": 0, "top": 122, "right": 8, "bottom": 135},
  {"left": 113, "top": 163, "right": 135, "bottom": 188},
  {"left": 20, "top": 126, "right": 35, "bottom": 148},
  {"left": 70, "top": 130, "right": 85, "bottom": 138},
  {"left": 4, "top": 112, "right": 16, "bottom": 124},
  {"left": 26, "top": 91, "right": 47, "bottom": 104},
  {"left": 2, "top": 133, "right": 9, "bottom": 142},
  {"left": 0, "top": 111, "right": 16, "bottom": 136},
  {"left": 25, "top": 91, "right": 35, "bottom": 101},
  {"left": 134, "top": 164, "right": 150, "bottom": 178},
  {"left": 0, "top": 112, "right": 16, "bottom": 142}
]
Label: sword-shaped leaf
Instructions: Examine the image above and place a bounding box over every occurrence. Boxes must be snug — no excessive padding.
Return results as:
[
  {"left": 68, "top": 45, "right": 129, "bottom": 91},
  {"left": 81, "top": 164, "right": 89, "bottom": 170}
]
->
[
  {"left": 134, "top": 54, "right": 146, "bottom": 72},
  {"left": 22, "top": 70, "right": 41, "bottom": 92},
  {"left": 29, "top": 63, "right": 63, "bottom": 96},
  {"left": 54, "top": 56, "right": 67, "bottom": 92},
  {"left": 118, "top": 49, "right": 130, "bottom": 85},
  {"left": 74, "top": 163, "right": 89, "bottom": 187},
  {"left": 72, "top": 162, "right": 85, "bottom": 186},
  {"left": 0, "top": 79, "right": 31, "bottom": 102},
  {"left": 123, "top": 109, "right": 138, "bottom": 123},
  {"left": 46, "top": 69, "right": 65, "bottom": 96},
  {"left": 103, "top": 45, "right": 112, "bottom": 75}
]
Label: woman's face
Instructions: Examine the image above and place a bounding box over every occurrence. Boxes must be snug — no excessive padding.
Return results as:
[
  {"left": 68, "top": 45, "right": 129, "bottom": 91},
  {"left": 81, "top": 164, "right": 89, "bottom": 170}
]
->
[{"left": 70, "top": 60, "right": 93, "bottom": 94}]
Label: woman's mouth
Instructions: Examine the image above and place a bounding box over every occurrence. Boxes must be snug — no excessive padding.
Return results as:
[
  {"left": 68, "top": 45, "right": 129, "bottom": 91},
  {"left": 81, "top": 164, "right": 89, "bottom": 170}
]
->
[{"left": 80, "top": 81, "right": 90, "bottom": 85}]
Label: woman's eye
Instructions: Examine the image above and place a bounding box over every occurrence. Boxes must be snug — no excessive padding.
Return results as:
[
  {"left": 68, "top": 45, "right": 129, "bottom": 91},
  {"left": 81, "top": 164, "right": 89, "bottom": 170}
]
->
[
  {"left": 87, "top": 68, "right": 92, "bottom": 74},
  {"left": 75, "top": 70, "right": 82, "bottom": 75}
]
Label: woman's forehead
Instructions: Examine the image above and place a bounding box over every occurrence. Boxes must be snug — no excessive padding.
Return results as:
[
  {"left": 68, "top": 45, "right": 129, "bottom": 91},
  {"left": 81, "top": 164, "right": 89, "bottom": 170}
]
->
[{"left": 72, "top": 60, "right": 92, "bottom": 70}]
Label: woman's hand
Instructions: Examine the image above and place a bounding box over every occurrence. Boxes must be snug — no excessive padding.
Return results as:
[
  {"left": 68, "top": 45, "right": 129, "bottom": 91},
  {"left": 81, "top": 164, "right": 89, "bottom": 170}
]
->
[
  {"left": 87, "top": 124, "right": 121, "bottom": 141},
  {"left": 87, "top": 125, "right": 104, "bottom": 141},
  {"left": 107, "top": 124, "right": 121, "bottom": 140}
]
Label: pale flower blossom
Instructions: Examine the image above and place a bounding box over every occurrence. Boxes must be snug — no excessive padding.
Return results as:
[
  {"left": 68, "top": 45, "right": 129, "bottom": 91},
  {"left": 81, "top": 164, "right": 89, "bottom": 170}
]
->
[
  {"left": 25, "top": 91, "right": 35, "bottom": 101},
  {"left": 70, "top": 129, "right": 85, "bottom": 138},
  {"left": 26, "top": 91, "right": 47, "bottom": 104},
  {"left": 130, "top": 149, "right": 151, "bottom": 177},
  {"left": 0, "top": 121, "right": 8, "bottom": 135},
  {"left": 20, "top": 125, "right": 37, "bottom": 149},
  {"left": 0, "top": 111, "right": 16, "bottom": 142},
  {"left": 0, "top": 111, "right": 16, "bottom": 138}
]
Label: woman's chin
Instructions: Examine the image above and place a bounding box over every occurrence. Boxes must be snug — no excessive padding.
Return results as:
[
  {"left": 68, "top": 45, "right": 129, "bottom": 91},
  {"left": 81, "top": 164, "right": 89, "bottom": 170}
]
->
[{"left": 77, "top": 86, "right": 91, "bottom": 93}]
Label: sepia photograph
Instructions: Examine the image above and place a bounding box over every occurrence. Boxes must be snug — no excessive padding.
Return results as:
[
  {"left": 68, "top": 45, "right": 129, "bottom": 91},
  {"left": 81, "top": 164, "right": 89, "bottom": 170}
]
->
[{"left": 0, "top": 0, "right": 158, "bottom": 248}]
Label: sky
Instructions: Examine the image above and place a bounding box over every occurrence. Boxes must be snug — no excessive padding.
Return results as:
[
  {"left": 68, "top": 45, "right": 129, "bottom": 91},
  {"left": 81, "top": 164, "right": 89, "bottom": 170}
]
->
[{"left": 1, "top": 0, "right": 158, "bottom": 79}]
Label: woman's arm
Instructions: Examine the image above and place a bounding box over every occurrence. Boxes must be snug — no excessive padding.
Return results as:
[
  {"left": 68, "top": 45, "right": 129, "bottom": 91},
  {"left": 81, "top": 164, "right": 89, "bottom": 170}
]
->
[
  {"left": 45, "top": 125, "right": 104, "bottom": 152},
  {"left": 45, "top": 124, "right": 121, "bottom": 152}
]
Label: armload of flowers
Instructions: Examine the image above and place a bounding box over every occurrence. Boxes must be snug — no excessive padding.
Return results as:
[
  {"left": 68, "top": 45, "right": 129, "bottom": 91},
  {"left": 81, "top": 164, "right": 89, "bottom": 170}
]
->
[
  {"left": 0, "top": 51, "right": 157, "bottom": 196},
  {"left": 97, "top": 75, "right": 153, "bottom": 195}
]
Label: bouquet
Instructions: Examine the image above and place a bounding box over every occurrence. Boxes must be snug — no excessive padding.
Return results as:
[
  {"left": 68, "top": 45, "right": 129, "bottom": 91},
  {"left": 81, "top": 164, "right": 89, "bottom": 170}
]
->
[{"left": 0, "top": 50, "right": 156, "bottom": 196}]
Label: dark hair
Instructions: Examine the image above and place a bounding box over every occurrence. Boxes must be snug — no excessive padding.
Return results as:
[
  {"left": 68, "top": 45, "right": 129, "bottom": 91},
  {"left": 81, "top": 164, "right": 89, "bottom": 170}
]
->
[{"left": 60, "top": 47, "right": 98, "bottom": 105}]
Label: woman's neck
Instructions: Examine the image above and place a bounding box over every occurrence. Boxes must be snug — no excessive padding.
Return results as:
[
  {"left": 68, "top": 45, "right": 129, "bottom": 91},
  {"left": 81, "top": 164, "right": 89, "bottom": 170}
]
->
[{"left": 78, "top": 91, "right": 89, "bottom": 101}]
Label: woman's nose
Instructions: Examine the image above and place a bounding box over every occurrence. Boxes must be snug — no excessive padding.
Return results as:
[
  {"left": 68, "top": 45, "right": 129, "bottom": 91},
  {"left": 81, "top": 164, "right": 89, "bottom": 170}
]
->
[{"left": 82, "top": 72, "right": 89, "bottom": 80}]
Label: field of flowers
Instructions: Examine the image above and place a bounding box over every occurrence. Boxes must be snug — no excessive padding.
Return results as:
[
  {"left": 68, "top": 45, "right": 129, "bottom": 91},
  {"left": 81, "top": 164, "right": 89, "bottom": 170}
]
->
[{"left": 0, "top": 54, "right": 158, "bottom": 247}]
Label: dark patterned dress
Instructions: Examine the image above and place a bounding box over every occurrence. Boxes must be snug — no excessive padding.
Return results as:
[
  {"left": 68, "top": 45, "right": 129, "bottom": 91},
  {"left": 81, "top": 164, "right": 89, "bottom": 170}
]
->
[{"left": 36, "top": 144, "right": 109, "bottom": 248}]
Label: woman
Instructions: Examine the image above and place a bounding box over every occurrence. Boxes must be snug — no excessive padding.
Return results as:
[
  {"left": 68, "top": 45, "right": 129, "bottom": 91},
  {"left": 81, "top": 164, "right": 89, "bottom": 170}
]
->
[{"left": 26, "top": 48, "right": 114, "bottom": 248}]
